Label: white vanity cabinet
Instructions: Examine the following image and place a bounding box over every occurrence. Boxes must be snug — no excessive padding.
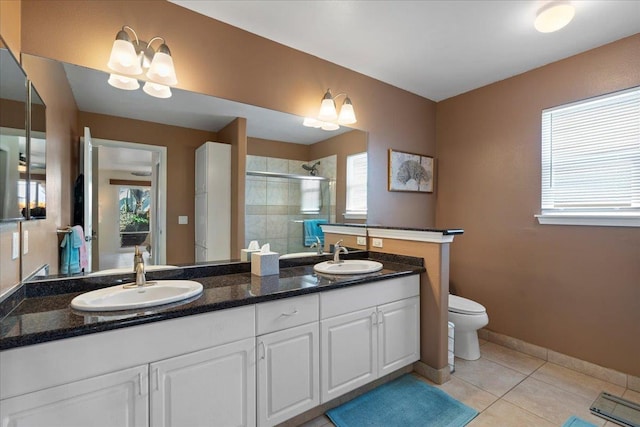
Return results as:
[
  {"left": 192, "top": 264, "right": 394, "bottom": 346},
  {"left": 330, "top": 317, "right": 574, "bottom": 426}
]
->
[
  {"left": 256, "top": 294, "right": 320, "bottom": 427},
  {"left": 150, "top": 337, "right": 255, "bottom": 427},
  {"left": 0, "top": 365, "right": 149, "bottom": 427},
  {"left": 319, "top": 276, "right": 420, "bottom": 403},
  {"left": 0, "top": 305, "right": 256, "bottom": 427}
]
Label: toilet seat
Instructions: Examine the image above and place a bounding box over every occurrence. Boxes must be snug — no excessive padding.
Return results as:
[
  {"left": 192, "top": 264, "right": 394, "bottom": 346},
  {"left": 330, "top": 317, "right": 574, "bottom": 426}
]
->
[{"left": 449, "top": 294, "right": 486, "bottom": 315}]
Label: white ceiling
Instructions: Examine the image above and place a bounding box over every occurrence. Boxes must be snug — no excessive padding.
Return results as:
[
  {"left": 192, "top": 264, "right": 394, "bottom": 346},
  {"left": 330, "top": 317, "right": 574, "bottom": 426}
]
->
[{"left": 171, "top": 0, "right": 640, "bottom": 101}]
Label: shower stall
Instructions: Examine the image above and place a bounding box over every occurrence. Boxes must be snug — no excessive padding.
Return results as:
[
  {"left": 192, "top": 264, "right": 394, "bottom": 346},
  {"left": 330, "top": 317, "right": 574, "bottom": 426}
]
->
[{"left": 245, "top": 155, "right": 336, "bottom": 255}]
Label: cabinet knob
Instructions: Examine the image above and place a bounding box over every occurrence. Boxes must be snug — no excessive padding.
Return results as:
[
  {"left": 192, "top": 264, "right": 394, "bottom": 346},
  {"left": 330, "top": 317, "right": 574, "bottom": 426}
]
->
[{"left": 280, "top": 309, "right": 299, "bottom": 317}]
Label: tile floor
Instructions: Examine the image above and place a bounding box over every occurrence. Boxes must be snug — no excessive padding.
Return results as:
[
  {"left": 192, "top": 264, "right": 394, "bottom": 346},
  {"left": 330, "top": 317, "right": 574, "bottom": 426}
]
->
[{"left": 298, "top": 339, "right": 639, "bottom": 427}]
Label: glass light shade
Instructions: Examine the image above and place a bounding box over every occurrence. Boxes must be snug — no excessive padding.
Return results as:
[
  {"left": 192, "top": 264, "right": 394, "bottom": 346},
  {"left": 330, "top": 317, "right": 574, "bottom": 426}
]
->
[
  {"left": 534, "top": 2, "right": 575, "bottom": 33},
  {"left": 337, "top": 99, "right": 357, "bottom": 125},
  {"left": 108, "top": 74, "right": 140, "bottom": 90},
  {"left": 303, "top": 117, "right": 323, "bottom": 128},
  {"left": 318, "top": 98, "right": 338, "bottom": 121},
  {"left": 321, "top": 122, "right": 340, "bottom": 131},
  {"left": 146, "top": 49, "right": 178, "bottom": 86},
  {"left": 108, "top": 39, "right": 143, "bottom": 75},
  {"left": 143, "top": 81, "right": 172, "bottom": 98}
]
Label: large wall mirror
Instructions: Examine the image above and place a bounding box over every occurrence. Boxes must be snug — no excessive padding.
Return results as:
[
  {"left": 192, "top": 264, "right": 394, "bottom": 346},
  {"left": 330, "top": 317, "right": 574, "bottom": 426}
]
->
[
  {"left": 0, "top": 42, "right": 28, "bottom": 222},
  {"left": 20, "top": 54, "right": 367, "bottom": 279}
]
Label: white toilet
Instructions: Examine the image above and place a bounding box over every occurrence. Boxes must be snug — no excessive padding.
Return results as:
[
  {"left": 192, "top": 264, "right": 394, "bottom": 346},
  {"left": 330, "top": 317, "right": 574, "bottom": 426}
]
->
[{"left": 448, "top": 294, "right": 489, "bottom": 361}]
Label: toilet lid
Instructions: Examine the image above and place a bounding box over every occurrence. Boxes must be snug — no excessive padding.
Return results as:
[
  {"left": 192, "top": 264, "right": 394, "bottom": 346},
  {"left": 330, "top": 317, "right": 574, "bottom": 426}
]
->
[{"left": 449, "top": 294, "right": 486, "bottom": 315}]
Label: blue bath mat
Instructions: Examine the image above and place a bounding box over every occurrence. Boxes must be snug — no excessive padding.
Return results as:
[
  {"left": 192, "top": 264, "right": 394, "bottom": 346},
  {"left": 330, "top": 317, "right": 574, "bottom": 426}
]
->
[
  {"left": 562, "top": 416, "right": 597, "bottom": 427},
  {"left": 326, "top": 374, "right": 478, "bottom": 427}
]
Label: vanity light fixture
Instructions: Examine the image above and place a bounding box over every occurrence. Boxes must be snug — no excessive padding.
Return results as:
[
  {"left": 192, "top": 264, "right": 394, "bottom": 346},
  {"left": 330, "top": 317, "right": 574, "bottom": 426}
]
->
[
  {"left": 107, "top": 25, "right": 178, "bottom": 98},
  {"left": 303, "top": 88, "right": 357, "bottom": 131},
  {"left": 534, "top": 1, "right": 576, "bottom": 33}
]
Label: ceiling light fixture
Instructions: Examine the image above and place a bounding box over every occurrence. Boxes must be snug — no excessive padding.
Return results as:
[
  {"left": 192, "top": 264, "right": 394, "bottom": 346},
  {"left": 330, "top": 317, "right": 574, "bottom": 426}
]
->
[
  {"left": 303, "top": 88, "right": 357, "bottom": 131},
  {"left": 107, "top": 25, "right": 178, "bottom": 98},
  {"left": 534, "top": 1, "right": 576, "bottom": 33}
]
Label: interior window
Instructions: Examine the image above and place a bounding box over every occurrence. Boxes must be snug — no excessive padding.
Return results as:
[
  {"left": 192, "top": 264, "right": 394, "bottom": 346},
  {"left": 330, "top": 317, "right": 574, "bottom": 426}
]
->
[
  {"left": 537, "top": 86, "right": 640, "bottom": 227},
  {"left": 345, "top": 152, "right": 368, "bottom": 219}
]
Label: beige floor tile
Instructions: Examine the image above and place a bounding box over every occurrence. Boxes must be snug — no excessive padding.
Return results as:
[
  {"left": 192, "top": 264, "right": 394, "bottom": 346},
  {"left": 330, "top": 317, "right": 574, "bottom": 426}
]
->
[
  {"left": 623, "top": 389, "right": 640, "bottom": 404},
  {"left": 296, "top": 415, "right": 332, "bottom": 427},
  {"left": 479, "top": 338, "right": 488, "bottom": 346},
  {"left": 419, "top": 375, "right": 498, "bottom": 412},
  {"left": 531, "top": 362, "right": 626, "bottom": 401},
  {"left": 453, "top": 357, "right": 527, "bottom": 397},
  {"left": 548, "top": 350, "right": 627, "bottom": 387},
  {"left": 480, "top": 342, "right": 545, "bottom": 375},
  {"left": 628, "top": 375, "right": 640, "bottom": 393},
  {"left": 503, "top": 377, "right": 605, "bottom": 426},
  {"left": 467, "top": 400, "right": 555, "bottom": 427}
]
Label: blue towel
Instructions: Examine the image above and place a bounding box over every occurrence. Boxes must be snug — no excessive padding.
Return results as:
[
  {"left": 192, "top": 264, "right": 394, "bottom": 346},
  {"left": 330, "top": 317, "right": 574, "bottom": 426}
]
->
[
  {"left": 562, "top": 416, "right": 598, "bottom": 427},
  {"left": 60, "top": 229, "right": 81, "bottom": 274},
  {"left": 303, "top": 219, "right": 328, "bottom": 246}
]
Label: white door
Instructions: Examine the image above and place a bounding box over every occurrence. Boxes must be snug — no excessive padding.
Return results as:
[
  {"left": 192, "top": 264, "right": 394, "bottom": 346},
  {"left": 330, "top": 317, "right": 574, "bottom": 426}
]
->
[
  {"left": 320, "top": 307, "right": 378, "bottom": 403},
  {"left": 0, "top": 365, "right": 148, "bottom": 427},
  {"left": 257, "top": 323, "right": 319, "bottom": 427},
  {"left": 150, "top": 337, "right": 256, "bottom": 427},
  {"left": 377, "top": 296, "right": 420, "bottom": 376},
  {"left": 80, "top": 126, "right": 98, "bottom": 272}
]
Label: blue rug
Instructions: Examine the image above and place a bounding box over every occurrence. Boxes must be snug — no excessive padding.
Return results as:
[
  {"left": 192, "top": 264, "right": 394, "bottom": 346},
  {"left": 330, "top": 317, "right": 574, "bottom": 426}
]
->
[
  {"left": 562, "top": 416, "right": 598, "bottom": 427},
  {"left": 326, "top": 374, "right": 478, "bottom": 426}
]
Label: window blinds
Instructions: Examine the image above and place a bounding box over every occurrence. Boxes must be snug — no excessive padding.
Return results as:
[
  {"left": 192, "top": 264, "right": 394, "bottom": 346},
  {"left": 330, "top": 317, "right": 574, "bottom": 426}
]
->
[{"left": 541, "top": 87, "right": 640, "bottom": 213}]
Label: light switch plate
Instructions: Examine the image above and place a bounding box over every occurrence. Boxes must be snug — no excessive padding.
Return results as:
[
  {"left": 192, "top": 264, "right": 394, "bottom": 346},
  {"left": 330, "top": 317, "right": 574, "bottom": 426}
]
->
[
  {"left": 372, "top": 238, "right": 383, "bottom": 248},
  {"left": 23, "top": 230, "right": 29, "bottom": 254},
  {"left": 356, "top": 236, "right": 366, "bottom": 246},
  {"left": 12, "top": 232, "right": 19, "bottom": 260},
  {"left": 178, "top": 216, "right": 188, "bottom": 225}
]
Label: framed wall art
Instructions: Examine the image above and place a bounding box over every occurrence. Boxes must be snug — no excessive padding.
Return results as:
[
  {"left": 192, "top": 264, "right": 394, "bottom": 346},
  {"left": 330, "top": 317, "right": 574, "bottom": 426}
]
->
[{"left": 388, "top": 149, "right": 434, "bottom": 193}]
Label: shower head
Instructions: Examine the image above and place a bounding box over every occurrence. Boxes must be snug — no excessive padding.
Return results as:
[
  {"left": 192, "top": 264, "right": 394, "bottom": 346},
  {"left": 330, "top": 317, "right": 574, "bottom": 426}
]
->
[{"left": 302, "top": 161, "right": 321, "bottom": 176}]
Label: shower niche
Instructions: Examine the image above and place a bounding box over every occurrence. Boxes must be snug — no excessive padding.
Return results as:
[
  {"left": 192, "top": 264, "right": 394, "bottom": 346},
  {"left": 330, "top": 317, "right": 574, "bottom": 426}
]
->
[{"left": 245, "top": 155, "right": 336, "bottom": 255}]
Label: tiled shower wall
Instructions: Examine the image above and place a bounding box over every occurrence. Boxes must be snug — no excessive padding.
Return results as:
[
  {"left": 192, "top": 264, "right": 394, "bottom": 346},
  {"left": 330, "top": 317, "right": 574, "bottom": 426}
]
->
[{"left": 245, "top": 155, "right": 336, "bottom": 255}]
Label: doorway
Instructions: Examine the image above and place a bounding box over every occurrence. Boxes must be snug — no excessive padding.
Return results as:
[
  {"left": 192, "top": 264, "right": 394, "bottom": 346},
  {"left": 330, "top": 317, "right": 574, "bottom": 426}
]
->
[{"left": 91, "top": 138, "right": 167, "bottom": 271}]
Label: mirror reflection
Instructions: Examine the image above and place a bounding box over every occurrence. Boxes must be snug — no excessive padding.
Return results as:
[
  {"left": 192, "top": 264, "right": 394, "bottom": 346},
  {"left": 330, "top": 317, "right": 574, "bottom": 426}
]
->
[
  {"left": 0, "top": 46, "right": 27, "bottom": 221},
  {"left": 27, "top": 84, "right": 46, "bottom": 218},
  {"left": 21, "top": 55, "right": 367, "bottom": 278}
]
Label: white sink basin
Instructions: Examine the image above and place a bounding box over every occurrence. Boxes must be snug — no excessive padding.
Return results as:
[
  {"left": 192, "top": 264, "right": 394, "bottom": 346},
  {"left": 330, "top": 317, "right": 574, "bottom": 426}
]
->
[
  {"left": 87, "top": 265, "right": 178, "bottom": 276},
  {"left": 70, "top": 280, "right": 203, "bottom": 311},
  {"left": 314, "top": 260, "right": 383, "bottom": 275},
  {"left": 280, "top": 252, "right": 330, "bottom": 259}
]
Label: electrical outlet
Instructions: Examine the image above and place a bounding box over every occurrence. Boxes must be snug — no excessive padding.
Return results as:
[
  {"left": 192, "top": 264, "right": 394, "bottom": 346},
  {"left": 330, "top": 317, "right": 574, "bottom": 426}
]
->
[
  {"left": 372, "top": 238, "right": 383, "bottom": 248},
  {"left": 12, "top": 232, "right": 19, "bottom": 260},
  {"left": 356, "top": 236, "right": 366, "bottom": 246},
  {"left": 178, "top": 216, "right": 188, "bottom": 225},
  {"left": 23, "top": 230, "right": 29, "bottom": 254}
]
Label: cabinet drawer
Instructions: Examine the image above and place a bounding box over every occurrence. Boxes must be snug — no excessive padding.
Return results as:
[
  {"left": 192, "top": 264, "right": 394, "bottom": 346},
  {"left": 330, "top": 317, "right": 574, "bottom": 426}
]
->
[
  {"left": 320, "top": 276, "right": 419, "bottom": 319},
  {"left": 257, "top": 294, "right": 319, "bottom": 335}
]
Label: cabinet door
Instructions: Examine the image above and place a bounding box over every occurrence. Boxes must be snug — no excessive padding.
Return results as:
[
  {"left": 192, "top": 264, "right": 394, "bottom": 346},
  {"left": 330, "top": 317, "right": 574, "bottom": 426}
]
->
[
  {"left": 320, "top": 307, "right": 378, "bottom": 403},
  {"left": 0, "top": 365, "right": 148, "bottom": 427},
  {"left": 257, "top": 322, "right": 319, "bottom": 427},
  {"left": 195, "top": 144, "right": 207, "bottom": 194},
  {"left": 151, "top": 337, "right": 256, "bottom": 427},
  {"left": 194, "top": 192, "right": 207, "bottom": 248},
  {"left": 378, "top": 296, "right": 420, "bottom": 376}
]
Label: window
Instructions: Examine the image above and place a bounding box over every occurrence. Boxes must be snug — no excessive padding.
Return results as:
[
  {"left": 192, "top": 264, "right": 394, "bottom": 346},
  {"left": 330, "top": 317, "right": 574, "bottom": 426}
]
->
[
  {"left": 345, "top": 152, "right": 367, "bottom": 219},
  {"left": 537, "top": 87, "right": 640, "bottom": 227},
  {"left": 119, "top": 187, "right": 151, "bottom": 247}
]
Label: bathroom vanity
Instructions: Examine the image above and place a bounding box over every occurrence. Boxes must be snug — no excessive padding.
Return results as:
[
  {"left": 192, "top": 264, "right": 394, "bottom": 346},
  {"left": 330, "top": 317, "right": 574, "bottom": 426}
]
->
[{"left": 0, "top": 253, "right": 423, "bottom": 427}]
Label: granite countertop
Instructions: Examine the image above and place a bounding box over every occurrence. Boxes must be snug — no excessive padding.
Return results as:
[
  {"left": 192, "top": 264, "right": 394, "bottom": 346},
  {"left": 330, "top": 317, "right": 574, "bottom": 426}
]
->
[{"left": 0, "top": 252, "right": 424, "bottom": 351}]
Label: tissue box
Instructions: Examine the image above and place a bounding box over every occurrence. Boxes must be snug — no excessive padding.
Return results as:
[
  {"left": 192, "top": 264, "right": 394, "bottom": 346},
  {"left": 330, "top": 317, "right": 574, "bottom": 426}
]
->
[
  {"left": 241, "top": 249, "right": 261, "bottom": 262},
  {"left": 251, "top": 251, "right": 279, "bottom": 276}
]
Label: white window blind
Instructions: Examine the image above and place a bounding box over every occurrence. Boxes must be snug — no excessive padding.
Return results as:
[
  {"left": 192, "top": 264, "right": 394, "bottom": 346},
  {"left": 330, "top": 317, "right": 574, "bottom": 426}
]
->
[
  {"left": 539, "top": 87, "right": 640, "bottom": 227},
  {"left": 345, "top": 152, "right": 367, "bottom": 218}
]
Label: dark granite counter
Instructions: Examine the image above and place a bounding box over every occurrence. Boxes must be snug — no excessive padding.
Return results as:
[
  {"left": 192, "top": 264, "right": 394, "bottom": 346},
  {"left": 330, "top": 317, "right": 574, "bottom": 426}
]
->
[{"left": 0, "top": 252, "right": 424, "bottom": 351}]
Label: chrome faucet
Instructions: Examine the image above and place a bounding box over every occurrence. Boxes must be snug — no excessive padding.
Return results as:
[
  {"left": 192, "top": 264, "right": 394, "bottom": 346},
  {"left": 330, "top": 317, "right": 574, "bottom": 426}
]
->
[
  {"left": 309, "top": 236, "right": 323, "bottom": 255},
  {"left": 332, "top": 240, "right": 349, "bottom": 263}
]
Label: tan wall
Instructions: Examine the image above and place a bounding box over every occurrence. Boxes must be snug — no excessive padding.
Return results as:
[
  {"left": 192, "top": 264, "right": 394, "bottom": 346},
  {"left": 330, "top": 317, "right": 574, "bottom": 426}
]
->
[
  {"left": 20, "top": 0, "right": 437, "bottom": 230},
  {"left": 77, "top": 111, "right": 217, "bottom": 265},
  {"left": 310, "top": 131, "right": 367, "bottom": 223},
  {"left": 435, "top": 35, "right": 640, "bottom": 376},
  {"left": 247, "top": 137, "right": 311, "bottom": 160},
  {"left": 20, "top": 52, "right": 79, "bottom": 278},
  {"left": 218, "top": 118, "right": 246, "bottom": 259},
  {"left": 0, "top": 0, "right": 21, "bottom": 54}
]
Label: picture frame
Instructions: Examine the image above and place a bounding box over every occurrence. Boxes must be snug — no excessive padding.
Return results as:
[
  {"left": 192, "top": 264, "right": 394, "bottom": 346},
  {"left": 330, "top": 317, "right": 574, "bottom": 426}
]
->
[{"left": 388, "top": 149, "right": 434, "bottom": 193}]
